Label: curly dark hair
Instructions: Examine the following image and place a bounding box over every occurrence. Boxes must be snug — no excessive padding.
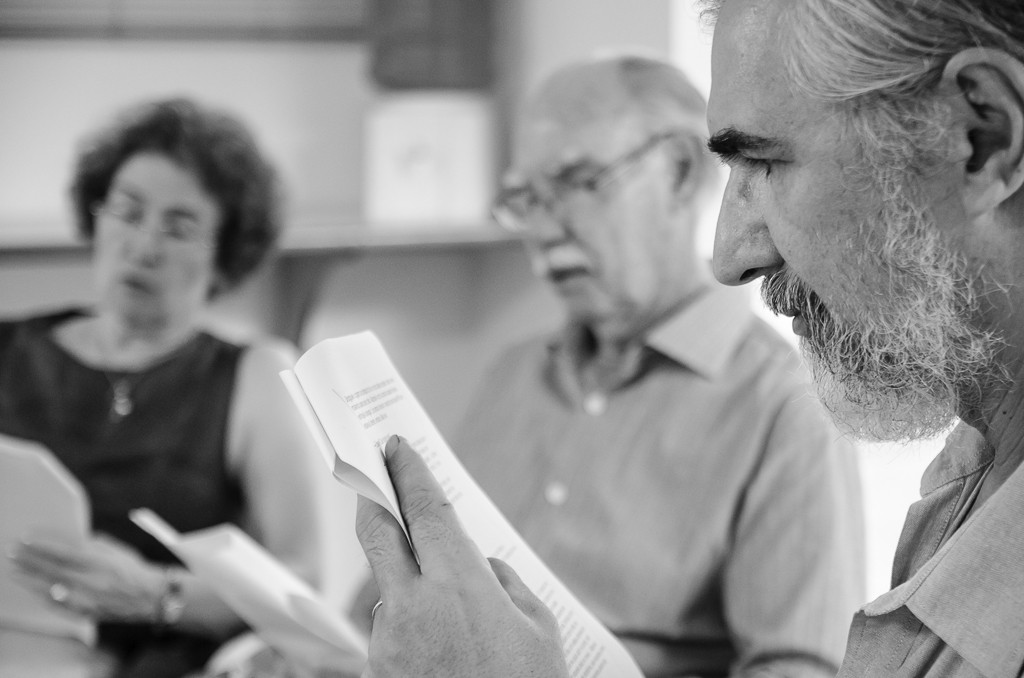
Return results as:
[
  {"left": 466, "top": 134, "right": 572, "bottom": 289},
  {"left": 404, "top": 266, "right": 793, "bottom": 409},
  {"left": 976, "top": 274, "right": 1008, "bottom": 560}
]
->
[{"left": 70, "top": 97, "right": 282, "bottom": 294}]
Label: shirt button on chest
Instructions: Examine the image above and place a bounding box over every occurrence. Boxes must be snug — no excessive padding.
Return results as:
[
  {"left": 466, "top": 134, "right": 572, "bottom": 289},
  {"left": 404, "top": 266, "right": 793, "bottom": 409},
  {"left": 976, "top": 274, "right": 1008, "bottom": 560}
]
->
[
  {"left": 545, "top": 481, "right": 569, "bottom": 506},
  {"left": 583, "top": 392, "right": 606, "bottom": 416}
]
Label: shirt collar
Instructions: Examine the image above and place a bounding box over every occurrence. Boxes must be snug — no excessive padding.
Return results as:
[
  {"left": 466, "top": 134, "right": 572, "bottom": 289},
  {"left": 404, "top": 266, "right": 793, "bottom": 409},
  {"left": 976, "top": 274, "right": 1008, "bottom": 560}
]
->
[
  {"left": 918, "top": 423, "right": 994, "bottom": 495},
  {"left": 863, "top": 423, "right": 1023, "bottom": 678},
  {"left": 647, "top": 283, "right": 754, "bottom": 380}
]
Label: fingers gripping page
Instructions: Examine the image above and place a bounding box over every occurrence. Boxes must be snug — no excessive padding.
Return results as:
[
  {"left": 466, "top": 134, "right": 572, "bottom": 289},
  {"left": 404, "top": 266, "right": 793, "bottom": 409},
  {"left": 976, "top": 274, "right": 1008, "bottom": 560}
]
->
[{"left": 282, "top": 331, "right": 644, "bottom": 678}]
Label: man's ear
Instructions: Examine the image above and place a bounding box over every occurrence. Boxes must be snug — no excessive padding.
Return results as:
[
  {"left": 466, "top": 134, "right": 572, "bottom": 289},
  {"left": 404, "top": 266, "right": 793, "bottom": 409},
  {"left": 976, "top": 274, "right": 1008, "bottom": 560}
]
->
[
  {"left": 666, "top": 133, "right": 706, "bottom": 204},
  {"left": 941, "top": 48, "right": 1024, "bottom": 218}
]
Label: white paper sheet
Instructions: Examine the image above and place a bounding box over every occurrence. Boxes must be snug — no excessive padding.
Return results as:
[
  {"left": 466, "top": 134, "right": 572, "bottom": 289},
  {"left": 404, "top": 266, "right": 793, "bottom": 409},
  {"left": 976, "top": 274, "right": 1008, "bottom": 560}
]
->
[
  {"left": 130, "top": 509, "right": 366, "bottom": 676},
  {"left": 0, "top": 434, "right": 94, "bottom": 644},
  {"left": 283, "top": 331, "right": 644, "bottom": 678}
]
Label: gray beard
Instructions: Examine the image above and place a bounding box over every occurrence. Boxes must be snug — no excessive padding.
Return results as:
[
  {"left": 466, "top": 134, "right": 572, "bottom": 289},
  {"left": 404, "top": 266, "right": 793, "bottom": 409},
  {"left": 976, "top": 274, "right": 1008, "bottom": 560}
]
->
[{"left": 760, "top": 196, "right": 1000, "bottom": 443}]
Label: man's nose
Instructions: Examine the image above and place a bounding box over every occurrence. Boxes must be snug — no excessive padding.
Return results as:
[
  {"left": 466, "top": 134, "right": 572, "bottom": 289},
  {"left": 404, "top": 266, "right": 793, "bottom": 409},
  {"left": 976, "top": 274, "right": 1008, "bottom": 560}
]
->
[
  {"left": 526, "top": 206, "right": 572, "bottom": 244},
  {"left": 712, "top": 174, "right": 783, "bottom": 286}
]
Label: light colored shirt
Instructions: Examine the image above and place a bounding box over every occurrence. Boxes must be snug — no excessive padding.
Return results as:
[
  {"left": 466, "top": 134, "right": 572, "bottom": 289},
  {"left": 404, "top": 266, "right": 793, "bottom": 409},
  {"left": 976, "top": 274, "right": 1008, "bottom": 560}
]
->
[
  {"left": 838, "top": 423, "right": 1024, "bottom": 678},
  {"left": 455, "top": 285, "right": 866, "bottom": 678}
]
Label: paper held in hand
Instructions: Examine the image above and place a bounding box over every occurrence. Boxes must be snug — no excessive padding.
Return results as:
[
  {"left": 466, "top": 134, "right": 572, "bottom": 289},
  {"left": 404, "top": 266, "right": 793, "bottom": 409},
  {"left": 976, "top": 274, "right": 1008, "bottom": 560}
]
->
[
  {"left": 0, "top": 434, "right": 94, "bottom": 644},
  {"left": 280, "top": 330, "right": 644, "bottom": 678},
  {"left": 130, "top": 509, "right": 367, "bottom": 676}
]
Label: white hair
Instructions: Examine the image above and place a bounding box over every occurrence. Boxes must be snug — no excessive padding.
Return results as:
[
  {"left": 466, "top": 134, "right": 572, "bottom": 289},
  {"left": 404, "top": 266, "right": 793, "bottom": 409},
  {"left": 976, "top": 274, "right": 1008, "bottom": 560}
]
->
[
  {"left": 775, "top": 1, "right": 1023, "bottom": 172},
  {"left": 783, "top": 0, "right": 1024, "bottom": 103},
  {"left": 703, "top": 0, "right": 1024, "bottom": 157},
  {"left": 533, "top": 55, "right": 720, "bottom": 205}
]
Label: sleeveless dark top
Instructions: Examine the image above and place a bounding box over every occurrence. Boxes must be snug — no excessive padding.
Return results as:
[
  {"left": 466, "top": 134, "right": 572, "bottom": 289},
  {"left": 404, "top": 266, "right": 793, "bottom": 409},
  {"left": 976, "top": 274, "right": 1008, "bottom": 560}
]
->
[{"left": 0, "top": 309, "right": 247, "bottom": 678}]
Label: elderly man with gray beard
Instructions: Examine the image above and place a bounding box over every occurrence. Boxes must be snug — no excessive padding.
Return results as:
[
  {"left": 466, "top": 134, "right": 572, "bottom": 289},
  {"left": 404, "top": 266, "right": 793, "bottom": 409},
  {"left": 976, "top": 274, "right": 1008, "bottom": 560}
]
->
[{"left": 350, "top": 1, "right": 1024, "bottom": 677}]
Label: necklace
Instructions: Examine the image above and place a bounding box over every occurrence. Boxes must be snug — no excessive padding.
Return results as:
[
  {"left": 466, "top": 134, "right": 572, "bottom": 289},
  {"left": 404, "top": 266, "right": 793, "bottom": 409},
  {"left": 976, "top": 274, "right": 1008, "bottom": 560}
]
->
[
  {"left": 79, "top": 320, "right": 147, "bottom": 423},
  {"left": 111, "top": 377, "right": 133, "bottom": 420},
  {"left": 102, "top": 372, "right": 138, "bottom": 423},
  {"left": 71, "top": 317, "right": 194, "bottom": 423}
]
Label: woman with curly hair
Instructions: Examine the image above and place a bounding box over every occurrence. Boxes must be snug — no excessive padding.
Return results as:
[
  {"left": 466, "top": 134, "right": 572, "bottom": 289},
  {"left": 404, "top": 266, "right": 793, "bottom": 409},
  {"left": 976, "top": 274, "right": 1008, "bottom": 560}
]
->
[{"left": 3, "top": 98, "right": 323, "bottom": 678}]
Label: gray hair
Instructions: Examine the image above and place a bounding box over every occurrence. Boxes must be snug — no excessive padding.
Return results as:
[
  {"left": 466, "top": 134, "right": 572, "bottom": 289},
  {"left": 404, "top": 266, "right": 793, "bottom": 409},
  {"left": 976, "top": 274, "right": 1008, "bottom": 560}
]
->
[
  {"left": 612, "top": 55, "right": 709, "bottom": 135},
  {"left": 788, "top": 0, "right": 1024, "bottom": 183},
  {"left": 531, "top": 55, "right": 719, "bottom": 205},
  {"left": 611, "top": 56, "right": 720, "bottom": 207},
  {"left": 532, "top": 55, "right": 709, "bottom": 138},
  {"left": 783, "top": 0, "right": 1024, "bottom": 103},
  {"left": 703, "top": 0, "right": 1024, "bottom": 172}
]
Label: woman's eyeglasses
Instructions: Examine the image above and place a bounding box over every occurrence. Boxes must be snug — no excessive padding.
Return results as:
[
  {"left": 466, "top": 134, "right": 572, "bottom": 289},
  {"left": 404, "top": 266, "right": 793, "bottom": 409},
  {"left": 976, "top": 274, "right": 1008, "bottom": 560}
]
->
[{"left": 91, "top": 197, "right": 213, "bottom": 247}]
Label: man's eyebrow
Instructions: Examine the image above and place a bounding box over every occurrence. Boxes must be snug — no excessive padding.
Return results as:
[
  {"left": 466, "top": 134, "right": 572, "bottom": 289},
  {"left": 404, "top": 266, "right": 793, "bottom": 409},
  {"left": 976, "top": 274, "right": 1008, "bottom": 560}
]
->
[{"left": 707, "top": 128, "right": 784, "bottom": 158}]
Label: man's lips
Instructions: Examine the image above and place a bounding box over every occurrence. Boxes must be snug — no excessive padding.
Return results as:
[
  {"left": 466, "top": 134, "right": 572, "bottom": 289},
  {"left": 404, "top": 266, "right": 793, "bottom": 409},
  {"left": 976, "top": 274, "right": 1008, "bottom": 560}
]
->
[
  {"left": 771, "top": 303, "right": 809, "bottom": 338},
  {"left": 536, "top": 244, "right": 591, "bottom": 283},
  {"left": 792, "top": 314, "right": 809, "bottom": 337}
]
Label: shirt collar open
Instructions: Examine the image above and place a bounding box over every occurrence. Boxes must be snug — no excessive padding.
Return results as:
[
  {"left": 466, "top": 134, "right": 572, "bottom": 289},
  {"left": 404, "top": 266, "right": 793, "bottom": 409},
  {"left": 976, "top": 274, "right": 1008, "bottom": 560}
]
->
[
  {"left": 647, "top": 283, "right": 754, "bottom": 380},
  {"left": 863, "top": 424, "right": 1023, "bottom": 678}
]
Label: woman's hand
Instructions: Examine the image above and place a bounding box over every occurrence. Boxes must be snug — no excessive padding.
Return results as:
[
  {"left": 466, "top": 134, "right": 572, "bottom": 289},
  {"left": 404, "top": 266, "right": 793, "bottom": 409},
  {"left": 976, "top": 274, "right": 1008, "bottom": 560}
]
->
[
  {"left": 10, "top": 532, "right": 166, "bottom": 622},
  {"left": 355, "top": 435, "right": 570, "bottom": 678}
]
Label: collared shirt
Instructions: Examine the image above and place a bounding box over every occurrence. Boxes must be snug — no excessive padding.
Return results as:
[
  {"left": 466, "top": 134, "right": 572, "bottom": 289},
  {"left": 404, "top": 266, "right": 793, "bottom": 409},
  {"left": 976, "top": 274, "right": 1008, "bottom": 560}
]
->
[
  {"left": 838, "top": 423, "right": 1024, "bottom": 678},
  {"left": 455, "top": 284, "right": 866, "bottom": 678}
]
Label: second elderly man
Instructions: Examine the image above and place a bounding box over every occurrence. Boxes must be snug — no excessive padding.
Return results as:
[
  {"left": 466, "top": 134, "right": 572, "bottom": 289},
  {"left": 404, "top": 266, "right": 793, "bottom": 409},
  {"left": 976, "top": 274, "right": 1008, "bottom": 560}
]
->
[{"left": 452, "top": 55, "right": 865, "bottom": 678}]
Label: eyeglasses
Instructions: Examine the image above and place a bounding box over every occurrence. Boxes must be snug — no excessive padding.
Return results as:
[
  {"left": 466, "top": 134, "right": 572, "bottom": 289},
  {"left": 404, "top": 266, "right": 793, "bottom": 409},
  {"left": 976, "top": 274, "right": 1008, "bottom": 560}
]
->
[
  {"left": 91, "top": 196, "right": 213, "bottom": 247},
  {"left": 492, "top": 131, "right": 679, "bottom": 234}
]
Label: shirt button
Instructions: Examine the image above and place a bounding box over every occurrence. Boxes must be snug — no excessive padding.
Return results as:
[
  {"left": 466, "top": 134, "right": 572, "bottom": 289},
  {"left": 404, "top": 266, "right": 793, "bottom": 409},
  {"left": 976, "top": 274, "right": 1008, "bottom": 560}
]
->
[
  {"left": 583, "top": 392, "right": 606, "bottom": 416},
  {"left": 545, "top": 481, "right": 569, "bottom": 506}
]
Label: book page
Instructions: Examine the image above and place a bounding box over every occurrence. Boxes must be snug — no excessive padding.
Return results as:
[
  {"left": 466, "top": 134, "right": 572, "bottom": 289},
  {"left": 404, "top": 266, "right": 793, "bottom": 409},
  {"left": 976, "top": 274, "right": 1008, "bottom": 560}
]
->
[
  {"left": 0, "top": 434, "right": 94, "bottom": 644},
  {"left": 282, "top": 348, "right": 406, "bottom": 538},
  {"left": 287, "top": 331, "right": 643, "bottom": 678},
  {"left": 131, "top": 509, "right": 367, "bottom": 676}
]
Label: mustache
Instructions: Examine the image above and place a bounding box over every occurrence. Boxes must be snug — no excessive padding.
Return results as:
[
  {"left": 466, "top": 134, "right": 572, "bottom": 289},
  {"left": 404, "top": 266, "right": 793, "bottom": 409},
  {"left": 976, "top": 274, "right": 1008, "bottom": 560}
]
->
[
  {"left": 760, "top": 269, "right": 870, "bottom": 375},
  {"left": 761, "top": 269, "right": 827, "bottom": 325}
]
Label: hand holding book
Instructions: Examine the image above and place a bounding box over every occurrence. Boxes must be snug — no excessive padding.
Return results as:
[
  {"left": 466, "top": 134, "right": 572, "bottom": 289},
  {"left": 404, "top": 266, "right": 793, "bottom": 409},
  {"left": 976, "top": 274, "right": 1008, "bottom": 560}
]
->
[
  {"left": 356, "top": 435, "right": 570, "bottom": 678},
  {"left": 280, "top": 331, "right": 643, "bottom": 678}
]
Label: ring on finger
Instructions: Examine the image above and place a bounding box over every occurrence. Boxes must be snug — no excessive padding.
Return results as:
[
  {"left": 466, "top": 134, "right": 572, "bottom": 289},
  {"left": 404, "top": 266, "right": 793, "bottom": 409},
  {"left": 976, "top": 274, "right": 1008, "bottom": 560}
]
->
[
  {"left": 50, "top": 582, "right": 70, "bottom": 604},
  {"left": 370, "top": 600, "right": 383, "bottom": 623}
]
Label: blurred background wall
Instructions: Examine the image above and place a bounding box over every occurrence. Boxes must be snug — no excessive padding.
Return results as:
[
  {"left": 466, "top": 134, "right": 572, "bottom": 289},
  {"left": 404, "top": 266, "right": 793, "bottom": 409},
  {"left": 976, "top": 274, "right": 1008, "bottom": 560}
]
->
[
  {"left": 0, "top": 0, "right": 676, "bottom": 436},
  {"left": 0, "top": 0, "right": 943, "bottom": 606}
]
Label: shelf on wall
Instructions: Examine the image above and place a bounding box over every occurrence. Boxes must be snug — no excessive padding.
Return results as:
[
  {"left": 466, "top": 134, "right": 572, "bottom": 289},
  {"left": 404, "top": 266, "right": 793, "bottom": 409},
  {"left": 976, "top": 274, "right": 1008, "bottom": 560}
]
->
[
  {"left": 279, "top": 218, "right": 520, "bottom": 254},
  {"left": 0, "top": 215, "right": 525, "bottom": 343},
  {"left": 0, "top": 216, "right": 521, "bottom": 260},
  {"left": 0, "top": 0, "right": 367, "bottom": 41}
]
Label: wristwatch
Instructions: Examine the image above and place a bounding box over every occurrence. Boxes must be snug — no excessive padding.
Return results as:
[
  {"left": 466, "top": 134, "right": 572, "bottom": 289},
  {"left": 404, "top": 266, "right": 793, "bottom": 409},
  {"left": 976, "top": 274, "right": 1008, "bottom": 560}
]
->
[{"left": 156, "top": 567, "right": 186, "bottom": 627}]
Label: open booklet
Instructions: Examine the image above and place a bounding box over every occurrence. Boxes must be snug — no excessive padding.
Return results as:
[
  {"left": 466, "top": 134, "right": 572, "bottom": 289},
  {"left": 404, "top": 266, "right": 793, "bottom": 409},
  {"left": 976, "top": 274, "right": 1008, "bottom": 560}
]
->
[
  {"left": 0, "top": 433, "right": 94, "bottom": 644},
  {"left": 131, "top": 509, "right": 366, "bottom": 677},
  {"left": 280, "top": 330, "right": 644, "bottom": 678}
]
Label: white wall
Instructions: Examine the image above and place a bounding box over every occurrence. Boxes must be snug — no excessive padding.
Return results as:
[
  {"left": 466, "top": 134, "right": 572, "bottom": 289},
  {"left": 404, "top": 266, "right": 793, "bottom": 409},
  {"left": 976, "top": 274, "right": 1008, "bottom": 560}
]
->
[
  {"left": 519, "top": 0, "right": 671, "bottom": 92},
  {"left": 0, "top": 39, "right": 371, "bottom": 240},
  {"left": 301, "top": 248, "right": 562, "bottom": 437}
]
